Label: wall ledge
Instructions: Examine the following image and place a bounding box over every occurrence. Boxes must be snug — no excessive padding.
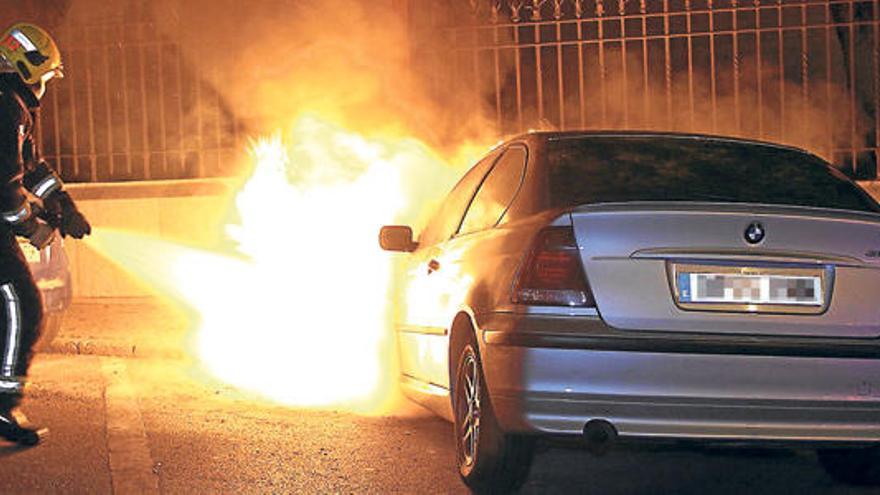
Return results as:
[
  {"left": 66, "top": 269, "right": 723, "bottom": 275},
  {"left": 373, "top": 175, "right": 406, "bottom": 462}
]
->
[{"left": 66, "top": 178, "right": 238, "bottom": 201}]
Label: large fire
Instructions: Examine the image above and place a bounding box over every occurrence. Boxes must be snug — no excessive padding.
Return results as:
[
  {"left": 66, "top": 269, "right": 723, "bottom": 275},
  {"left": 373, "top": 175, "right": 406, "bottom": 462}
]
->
[{"left": 87, "top": 115, "right": 476, "bottom": 412}]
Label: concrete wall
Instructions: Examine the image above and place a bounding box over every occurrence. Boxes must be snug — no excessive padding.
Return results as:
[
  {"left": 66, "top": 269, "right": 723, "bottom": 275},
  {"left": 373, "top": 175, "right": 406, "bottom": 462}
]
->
[{"left": 65, "top": 180, "right": 237, "bottom": 298}]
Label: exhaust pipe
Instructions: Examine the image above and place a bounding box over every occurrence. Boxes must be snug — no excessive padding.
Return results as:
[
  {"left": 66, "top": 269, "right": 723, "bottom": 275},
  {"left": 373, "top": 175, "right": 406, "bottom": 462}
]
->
[{"left": 583, "top": 419, "right": 617, "bottom": 456}]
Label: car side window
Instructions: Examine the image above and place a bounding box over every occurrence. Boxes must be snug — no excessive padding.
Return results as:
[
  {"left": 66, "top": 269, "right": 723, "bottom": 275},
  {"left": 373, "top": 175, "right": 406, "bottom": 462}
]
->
[
  {"left": 458, "top": 146, "right": 528, "bottom": 236},
  {"left": 418, "top": 149, "right": 501, "bottom": 247}
]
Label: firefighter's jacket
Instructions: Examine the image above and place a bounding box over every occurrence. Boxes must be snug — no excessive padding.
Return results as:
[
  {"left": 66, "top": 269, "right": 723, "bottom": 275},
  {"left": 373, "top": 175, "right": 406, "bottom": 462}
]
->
[{"left": 0, "top": 73, "right": 61, "bottom": 233}]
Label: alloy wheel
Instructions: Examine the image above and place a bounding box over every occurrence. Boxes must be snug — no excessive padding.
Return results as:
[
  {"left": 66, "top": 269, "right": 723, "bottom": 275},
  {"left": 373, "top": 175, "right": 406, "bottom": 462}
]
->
[{"left": 456, "top": 349, "right": 481, "bottom": 468}]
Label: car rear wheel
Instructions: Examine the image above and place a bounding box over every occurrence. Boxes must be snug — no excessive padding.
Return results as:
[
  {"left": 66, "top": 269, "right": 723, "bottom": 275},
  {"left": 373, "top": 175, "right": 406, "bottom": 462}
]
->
[
  {"left": 453, "top": 333, "right": 534, "bottom": 493},
  {"left": 817, "top": 446, "right": 880, "bottom": 486}
]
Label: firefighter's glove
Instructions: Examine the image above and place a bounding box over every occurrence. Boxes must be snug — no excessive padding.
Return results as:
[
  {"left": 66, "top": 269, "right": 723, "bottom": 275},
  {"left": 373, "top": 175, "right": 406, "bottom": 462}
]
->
[
  {"left": 62, "top": 209, "right": 90, "bottom": 239},
  {"left": 14, "top": 217, "right": 55, "bottom": 250},
  {"left": 52, "top": 192, "right": 91, "bottom": 239},
  {"left": 60, "top": 205, "right": 91, "bottom": 239}
]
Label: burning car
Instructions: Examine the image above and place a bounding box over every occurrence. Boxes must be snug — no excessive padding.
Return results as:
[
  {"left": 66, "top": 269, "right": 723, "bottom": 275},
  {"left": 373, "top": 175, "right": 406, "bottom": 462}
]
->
[
  {"left": 380, "top": 131, "right": 880, "bottom": 491},
  {"left": 18, "top": 234, "right": 71, "bottom": 349}
]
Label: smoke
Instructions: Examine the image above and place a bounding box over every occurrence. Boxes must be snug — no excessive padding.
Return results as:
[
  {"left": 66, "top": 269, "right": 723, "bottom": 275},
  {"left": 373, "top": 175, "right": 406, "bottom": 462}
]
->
[
  {"left": 458, "top": 20, "right": 871, "bottom": 164},
  {"left": 143, "top": 0, "right": 498, "bottom": 156},
  {"left": 565, "top": 47, "right": 862, "bottom": 162},
  {"left": 147, "top": 0, "right": 866, "bottom": 165},
  {"left": 127, "top": 0, "right": 497, "bottom": 232},
  {"left": 0, "top": 0, "right": 73, "bottom": 29}
]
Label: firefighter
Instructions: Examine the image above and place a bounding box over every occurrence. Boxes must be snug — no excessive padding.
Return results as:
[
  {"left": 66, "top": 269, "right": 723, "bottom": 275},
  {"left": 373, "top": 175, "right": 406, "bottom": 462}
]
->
[{"left": 0, "top": 23, "right": 90, "bottom": 445}]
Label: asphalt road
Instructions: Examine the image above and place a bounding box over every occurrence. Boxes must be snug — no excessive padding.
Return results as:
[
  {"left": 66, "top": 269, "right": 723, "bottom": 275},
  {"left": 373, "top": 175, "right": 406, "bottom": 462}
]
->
[
  {"left": 2, "top": 301, "right": 876, "bottom": 494},
  {"left": 1, "top": 352, "right": 874, "bottom": 494}
]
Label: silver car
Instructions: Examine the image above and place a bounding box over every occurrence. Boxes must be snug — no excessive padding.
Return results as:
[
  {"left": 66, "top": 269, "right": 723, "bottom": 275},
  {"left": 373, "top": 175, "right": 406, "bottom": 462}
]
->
[{"left": 380, "top": 132, "right": 880, "bottom": 491}]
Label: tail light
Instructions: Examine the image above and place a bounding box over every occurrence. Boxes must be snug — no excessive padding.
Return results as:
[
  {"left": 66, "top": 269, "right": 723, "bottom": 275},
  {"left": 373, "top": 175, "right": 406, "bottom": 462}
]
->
[{"left": 513, "top": 226, "right": 596, "bottom": 307}]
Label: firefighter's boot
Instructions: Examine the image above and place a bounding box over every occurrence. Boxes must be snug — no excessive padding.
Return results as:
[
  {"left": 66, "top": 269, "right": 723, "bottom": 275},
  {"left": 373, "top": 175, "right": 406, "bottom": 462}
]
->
[{"left": 0, "top": 408, "right": 47, "bottom": 446}]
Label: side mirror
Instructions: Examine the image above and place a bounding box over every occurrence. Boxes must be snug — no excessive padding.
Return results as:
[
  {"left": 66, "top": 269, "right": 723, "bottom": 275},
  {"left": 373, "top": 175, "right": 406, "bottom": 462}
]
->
[{"left": 379, "top": 225, "right": 417, "bottom": 252}]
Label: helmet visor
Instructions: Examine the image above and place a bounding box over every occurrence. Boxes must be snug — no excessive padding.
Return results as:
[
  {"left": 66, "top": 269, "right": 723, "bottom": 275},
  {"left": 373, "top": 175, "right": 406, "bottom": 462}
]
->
[{"left": 40, "top": 64, "right": 63, "bottom": 82}]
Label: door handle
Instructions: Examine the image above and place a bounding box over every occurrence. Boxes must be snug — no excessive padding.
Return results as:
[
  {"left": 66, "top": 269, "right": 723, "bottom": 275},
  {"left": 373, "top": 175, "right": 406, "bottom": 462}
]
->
[{"left": 427, "top": 259, "right": 441, "bottom": 274}]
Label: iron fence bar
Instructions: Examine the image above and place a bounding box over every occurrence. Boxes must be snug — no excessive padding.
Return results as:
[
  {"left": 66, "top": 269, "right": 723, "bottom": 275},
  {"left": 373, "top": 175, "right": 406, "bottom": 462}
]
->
[
  {"left": 194, "top": 53, "right": 204, "bottom": 176},
  {"left": 733, "top": 0, "right": 742, "bottom": 133},
  {"left": 514, "top": 25, "right": 524, "bottom": 129},
  {"left": 619, "top": 0, "right": 629, "bottom": 128},
  {"left": 824, "top": 1, "right": 834, "bottom": 160},
  {"left": 577, "top": 15, "right": 586, "bottom": 127},
  {"left": 709, "top": 0, "right": 718, "bottom": 133},
  {"left": 801, "top": 2, "right": 810, "bottom": 151},
  {"left": 641, "top": 0, "right": 650, "bottom": 129},
  {"left": 778, "top": 0, "right": 786, "bottom": 142},
  {"left": 556, "top": 18, "right": 565, "bottom": 128},
  {"left": 50, "top": 81, "right": 62, "bottom": 174},
  {"left": 83, "top": 45, "right": 98, "bottom": 182},
  {"left": 213, "top": 66, "right": 223, "bottom": 174},
  {"left": 755, "top": 1, "right": 765, "bottom": 139},
  {"left": 494, "top": 24, "right": 503, "bottom": 130},
  {"left": 458, "top": 29, "right": 467, "bottom": 119},
  {"left": 66, "top": 47, "right": 81, "bottom": 179},
  {"left": 174, "top": 43, "right": 186, "bottom": 176},
  {"left": 875, "top": 0, "right": 879, "bottom": 169},
  {"left": 534, "top": 22, "right": 545, "bottom": 123},
  {"left": 598, "top": 0, "right": 608, "bottom": 125},
  {"left": 848, "top": 6, "right": 857, "bottom": 174},
  {"left": 102, "top": 32, "right": 116, "bottom": 178},
  {"left": 120, "top": 28, "right": 134, "bottom": 177},
  {"left": 687, "top": 0, "right": 696, "bottom": 130},
  {"left": 663, "top": 0, "right": 673, "bottom": 127},
  {"left": 156, "top": 42, "right": 168, "bottom": 177},
  {"left": 471, "top": 28, "right": 479, "bottom": 126},
  {"left": 754, "top": 0, "right": 764, "bottom": 139},
  {"left": 137, "top": 23, "right": 151, "bottom": 180}
]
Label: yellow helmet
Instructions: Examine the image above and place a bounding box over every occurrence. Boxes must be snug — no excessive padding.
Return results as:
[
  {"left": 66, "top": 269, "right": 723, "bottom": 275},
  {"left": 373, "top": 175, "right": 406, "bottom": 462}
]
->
[{"left": 0, "top": 23, "right": 63, "bottom": 86}]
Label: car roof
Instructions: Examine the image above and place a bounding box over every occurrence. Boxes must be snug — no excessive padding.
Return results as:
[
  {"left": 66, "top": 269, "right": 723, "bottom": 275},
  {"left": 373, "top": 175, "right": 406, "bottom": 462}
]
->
[{"left": 510, "top": 130, "right": 812, "bottom": 156}]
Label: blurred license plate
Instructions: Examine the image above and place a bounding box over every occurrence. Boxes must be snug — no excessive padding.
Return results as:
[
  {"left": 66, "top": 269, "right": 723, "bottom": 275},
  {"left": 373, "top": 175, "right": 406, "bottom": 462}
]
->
[
  {"left": 670, "top": 262, "right": 831, "bottom": 314},
  {"left": 677, "top": 272, "right": 823, "bottom": 306}
]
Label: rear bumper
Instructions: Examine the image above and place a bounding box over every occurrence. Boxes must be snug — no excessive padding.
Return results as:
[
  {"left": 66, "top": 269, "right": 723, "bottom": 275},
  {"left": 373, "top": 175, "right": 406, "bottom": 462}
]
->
[{"left": 479, "top": 312, "right": 880, "bottom": 443}]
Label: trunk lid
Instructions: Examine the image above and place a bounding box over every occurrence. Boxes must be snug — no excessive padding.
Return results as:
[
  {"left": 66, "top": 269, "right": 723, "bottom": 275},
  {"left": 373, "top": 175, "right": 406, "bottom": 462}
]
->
[{"left": 571, "top": 202, "right": 880, "bottom": 338}]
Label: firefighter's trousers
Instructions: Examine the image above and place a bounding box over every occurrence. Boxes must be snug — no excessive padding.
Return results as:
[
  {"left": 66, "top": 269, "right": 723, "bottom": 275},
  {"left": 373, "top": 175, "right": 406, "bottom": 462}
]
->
[{"left": 0, "top": 231, "right": 42, "bottom": 410}]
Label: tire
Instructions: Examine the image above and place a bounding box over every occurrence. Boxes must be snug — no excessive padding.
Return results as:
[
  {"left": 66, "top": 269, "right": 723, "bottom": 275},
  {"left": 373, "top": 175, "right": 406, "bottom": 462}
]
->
[
  {"left": 452, "top": 332, "right": 534, "bottom": 494},
  {"left": 35, "top": 313, "right": 63, "bottom": 351},
  {"left": 818, "top": 447, "right": 880, "bottom": 486}
]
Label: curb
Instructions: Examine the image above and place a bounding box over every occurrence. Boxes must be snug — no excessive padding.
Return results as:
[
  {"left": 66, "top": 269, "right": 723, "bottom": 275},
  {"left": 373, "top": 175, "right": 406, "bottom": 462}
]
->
[{"left": 40, "top": 338, "right": 187, "bottom": 360}]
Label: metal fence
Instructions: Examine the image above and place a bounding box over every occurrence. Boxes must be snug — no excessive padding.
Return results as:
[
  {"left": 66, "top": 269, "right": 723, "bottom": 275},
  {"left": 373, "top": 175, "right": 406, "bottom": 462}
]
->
[
  {"left": 17, "top": 0, "right": 880, "bottom": 181},
  {"left": 408, "top": 0, "right": 880, "bottom": 179},
  {"left": 30, "top": 5, "right": 244, "bottom": 182}
]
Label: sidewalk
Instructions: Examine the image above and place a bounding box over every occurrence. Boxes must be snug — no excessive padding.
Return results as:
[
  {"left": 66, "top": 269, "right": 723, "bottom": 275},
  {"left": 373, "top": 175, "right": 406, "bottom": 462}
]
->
[{"left": 42, "top": 298, "right": 195, "bottom": 360}]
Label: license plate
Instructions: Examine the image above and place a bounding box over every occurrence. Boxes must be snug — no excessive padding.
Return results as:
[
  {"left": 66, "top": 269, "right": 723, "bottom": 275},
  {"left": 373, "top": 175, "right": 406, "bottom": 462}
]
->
[{"left": 670, "top": 262, "right": 832, "bottom": 314}]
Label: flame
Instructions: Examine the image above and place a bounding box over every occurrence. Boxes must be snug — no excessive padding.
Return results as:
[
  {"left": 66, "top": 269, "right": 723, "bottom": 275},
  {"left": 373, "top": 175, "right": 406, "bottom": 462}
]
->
[{"left": 87, "top": 115, "right": 478, "bottom": 412}]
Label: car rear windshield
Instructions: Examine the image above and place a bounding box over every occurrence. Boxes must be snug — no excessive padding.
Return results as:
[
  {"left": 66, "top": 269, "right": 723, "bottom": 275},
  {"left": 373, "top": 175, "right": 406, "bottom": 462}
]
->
[{"left": 547, "top": 137, "right": 880, "bottom": 214}]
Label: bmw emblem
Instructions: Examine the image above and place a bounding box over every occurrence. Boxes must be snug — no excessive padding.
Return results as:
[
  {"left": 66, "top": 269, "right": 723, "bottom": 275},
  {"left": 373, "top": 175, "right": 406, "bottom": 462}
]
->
[{"left": 744, "top": 222, "right": 765, "bottom": 244}]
